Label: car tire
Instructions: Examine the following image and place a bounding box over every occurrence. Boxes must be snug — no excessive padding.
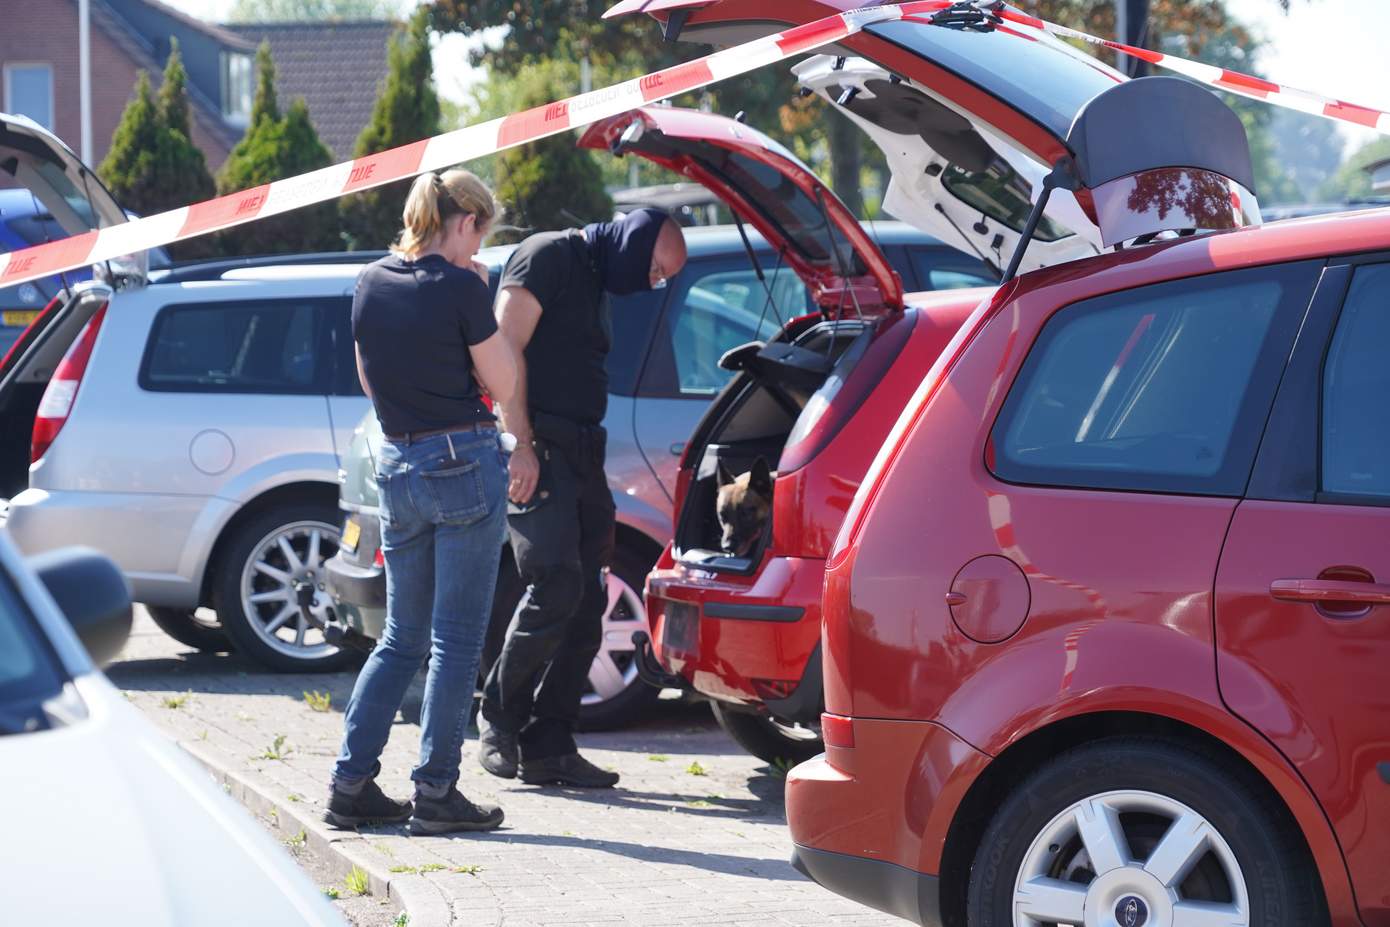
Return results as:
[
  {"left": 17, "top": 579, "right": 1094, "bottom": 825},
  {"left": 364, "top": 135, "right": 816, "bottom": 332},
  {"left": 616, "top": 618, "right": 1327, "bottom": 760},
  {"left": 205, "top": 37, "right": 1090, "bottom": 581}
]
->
[
  {"left": 482, "top": 543, "right": 660, "bottom": 731},
  {"left": 145, "top": 605, "right": 233, "bottom": 654},
  {"left": 966, "top": 736, "right": 1328, "bottom": 927},
  {"left": 214, "top": 503, "right": 357, "bottom": 674},
  {"left": 710, "top": 701, "right": 824, "bottom": 768}
]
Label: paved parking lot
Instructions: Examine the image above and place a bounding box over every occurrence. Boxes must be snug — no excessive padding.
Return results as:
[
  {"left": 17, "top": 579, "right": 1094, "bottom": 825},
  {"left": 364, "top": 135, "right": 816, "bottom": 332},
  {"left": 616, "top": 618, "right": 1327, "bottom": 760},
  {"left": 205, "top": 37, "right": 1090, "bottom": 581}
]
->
[{"left": 109, "top": 609, "right": 897, "bottom": 927}]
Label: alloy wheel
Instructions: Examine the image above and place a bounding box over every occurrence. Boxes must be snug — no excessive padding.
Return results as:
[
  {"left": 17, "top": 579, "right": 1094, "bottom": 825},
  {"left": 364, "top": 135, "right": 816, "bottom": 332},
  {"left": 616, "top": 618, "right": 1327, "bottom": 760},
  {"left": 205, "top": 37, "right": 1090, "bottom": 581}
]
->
[
  {"left": 1012, "top": 789, "right": 1249, "bottom": 927},
  {"left": 239, "top": 520, "right": 342, "bottom": 661},
  {"left": 582, "top": 567, "right": 645, "bottom": 706}
]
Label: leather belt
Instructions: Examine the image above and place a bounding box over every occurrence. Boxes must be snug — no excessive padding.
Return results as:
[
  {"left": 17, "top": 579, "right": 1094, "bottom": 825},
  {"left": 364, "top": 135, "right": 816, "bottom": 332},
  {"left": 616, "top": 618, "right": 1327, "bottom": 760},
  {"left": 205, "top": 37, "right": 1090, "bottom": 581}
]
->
[{"left": 385, "top": 421, "right": 497, "bottom": 444}]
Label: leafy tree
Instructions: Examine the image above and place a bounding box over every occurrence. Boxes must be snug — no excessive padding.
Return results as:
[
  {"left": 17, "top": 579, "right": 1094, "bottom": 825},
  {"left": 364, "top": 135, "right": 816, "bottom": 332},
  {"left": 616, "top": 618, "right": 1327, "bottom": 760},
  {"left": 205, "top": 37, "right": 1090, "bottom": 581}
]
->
[
  {"left": 433, "top": 0, "right": 868, "bottom": 212},
  {"left": 1319, "top": 137, "right": 1390, "bottom": 202},
  {"left": 228, "top": 0, "right": 395, "bottom": 22},
  {"left": 481, "top": 60, "right": 612, "bottom": 242},
  {"left": 339, "top": 7, "right": 442, "bottom": 250},
  {"left": 98, "top": 72, "right": 160, "bottom": 208},
  {"left": 98, "top": 40, "right": 217, "bottom": 258},
  {"left": 217, "top": 42, "right": 341, "bottom": 254}
]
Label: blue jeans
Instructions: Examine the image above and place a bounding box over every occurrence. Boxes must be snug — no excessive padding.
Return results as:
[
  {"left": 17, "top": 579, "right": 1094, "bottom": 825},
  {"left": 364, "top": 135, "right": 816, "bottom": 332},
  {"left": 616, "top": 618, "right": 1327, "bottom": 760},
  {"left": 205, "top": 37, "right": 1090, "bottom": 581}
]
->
[{"left": 334, "top": 428, "right": 509, "bottom": 791}]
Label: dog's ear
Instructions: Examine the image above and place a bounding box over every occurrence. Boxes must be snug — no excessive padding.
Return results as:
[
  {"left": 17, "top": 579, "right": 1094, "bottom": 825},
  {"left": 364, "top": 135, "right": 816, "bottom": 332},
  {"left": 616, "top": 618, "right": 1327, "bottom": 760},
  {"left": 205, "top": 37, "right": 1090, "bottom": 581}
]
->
[
  {"left": 717, "top": 460, "right": 735, "bottom": 486},
  {"left": 749, "top": 457, "right": 773, "bottom": 498}
]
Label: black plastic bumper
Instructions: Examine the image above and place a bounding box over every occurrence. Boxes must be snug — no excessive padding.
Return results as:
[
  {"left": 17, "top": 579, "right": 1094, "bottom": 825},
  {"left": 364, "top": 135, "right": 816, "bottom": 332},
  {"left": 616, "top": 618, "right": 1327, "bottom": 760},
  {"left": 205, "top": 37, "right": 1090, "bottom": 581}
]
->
[
  {"left": 631, "top": 630, "right": 692, "bottom": 691},
  {"left": 325, "top": 552, "right": 386, "bottom": 609},
  {"left": 792, "top": 845, "right": 942, "bottom": 927},
  {"left": 762, "top": 641, "right": 824, "bottom": 725}
]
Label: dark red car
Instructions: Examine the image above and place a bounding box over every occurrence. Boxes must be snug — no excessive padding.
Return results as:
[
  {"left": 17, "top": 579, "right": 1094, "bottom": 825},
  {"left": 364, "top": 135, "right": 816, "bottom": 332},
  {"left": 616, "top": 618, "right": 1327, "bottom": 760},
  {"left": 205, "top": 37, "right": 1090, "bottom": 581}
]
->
[
  {"left": 616, "top": 2, "right": 1113, "bottom": 763},
  {"left": 788, "top": 74, "right": 1388, "bottom": 927},
  {"left": 610, "top": 3, "right": 1386, "bottom": 925}
]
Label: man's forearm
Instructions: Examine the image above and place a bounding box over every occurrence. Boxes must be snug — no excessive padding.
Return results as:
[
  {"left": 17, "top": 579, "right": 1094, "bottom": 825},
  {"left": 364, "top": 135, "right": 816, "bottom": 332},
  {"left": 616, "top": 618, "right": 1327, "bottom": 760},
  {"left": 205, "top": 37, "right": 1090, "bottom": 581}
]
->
[{"left": 498, "top": 354, "right": 533, "bottom": 443}]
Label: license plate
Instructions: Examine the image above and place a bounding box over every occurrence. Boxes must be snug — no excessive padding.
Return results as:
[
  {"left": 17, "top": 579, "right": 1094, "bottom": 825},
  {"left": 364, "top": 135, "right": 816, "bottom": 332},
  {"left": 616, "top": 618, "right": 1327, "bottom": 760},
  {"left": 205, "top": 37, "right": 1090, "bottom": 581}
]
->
[
  {"left": 341, "top": 517, "right": 360, "bottom": 552},
  {"left": 662, "top": 600, "right": 700, "bottom": 656},
  {"left": 2, "top": 310, "right": 40, "bottom": 327}
]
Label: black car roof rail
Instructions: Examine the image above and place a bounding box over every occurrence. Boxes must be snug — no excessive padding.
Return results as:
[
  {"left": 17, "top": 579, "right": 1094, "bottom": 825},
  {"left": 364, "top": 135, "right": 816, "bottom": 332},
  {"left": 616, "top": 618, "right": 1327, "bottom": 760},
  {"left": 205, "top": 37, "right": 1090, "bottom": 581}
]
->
[{"left": 154, "top": 250, "right": 389, "bottom": 284}]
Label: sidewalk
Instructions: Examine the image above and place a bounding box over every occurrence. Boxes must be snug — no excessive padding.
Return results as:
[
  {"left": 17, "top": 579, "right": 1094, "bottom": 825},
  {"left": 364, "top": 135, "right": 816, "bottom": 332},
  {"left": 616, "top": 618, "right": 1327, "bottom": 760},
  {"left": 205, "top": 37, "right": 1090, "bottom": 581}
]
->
[{"left": 108, "top": 610, "right": 897, "bottom": 927}]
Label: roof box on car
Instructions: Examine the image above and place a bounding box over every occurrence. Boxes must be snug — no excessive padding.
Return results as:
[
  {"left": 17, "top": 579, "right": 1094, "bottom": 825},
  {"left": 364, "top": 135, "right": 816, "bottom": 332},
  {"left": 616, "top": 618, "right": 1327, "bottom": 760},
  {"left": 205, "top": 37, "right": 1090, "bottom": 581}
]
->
[{"left": 1005, "top": 76, "right": 1260, "bottom": 278}]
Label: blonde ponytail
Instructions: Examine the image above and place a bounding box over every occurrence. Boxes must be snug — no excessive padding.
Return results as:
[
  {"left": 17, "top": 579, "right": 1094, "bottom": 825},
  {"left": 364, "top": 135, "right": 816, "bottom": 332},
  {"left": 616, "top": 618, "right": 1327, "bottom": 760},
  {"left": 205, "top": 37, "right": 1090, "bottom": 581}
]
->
[{"left": 393, "top": 169, "right": 500, "bottom": 257}]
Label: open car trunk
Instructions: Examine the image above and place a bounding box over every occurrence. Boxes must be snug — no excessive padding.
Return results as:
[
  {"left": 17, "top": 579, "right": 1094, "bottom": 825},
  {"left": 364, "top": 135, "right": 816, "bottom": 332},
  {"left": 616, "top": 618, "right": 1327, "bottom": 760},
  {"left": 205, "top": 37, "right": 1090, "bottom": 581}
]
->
[
  {"left": 0, "top": 113, "right": 131, "bottom": 502},
  {"left": 672, "top": 312, "right": 888, "bottom": 571},
  {"left": 580, "top": 105, "right": 916, "bottom": 570}
]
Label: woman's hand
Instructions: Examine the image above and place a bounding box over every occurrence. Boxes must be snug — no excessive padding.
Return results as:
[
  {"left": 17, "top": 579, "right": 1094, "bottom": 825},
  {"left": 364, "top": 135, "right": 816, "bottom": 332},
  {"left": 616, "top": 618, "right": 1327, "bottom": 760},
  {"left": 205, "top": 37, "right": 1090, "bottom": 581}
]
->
[
  {"left": 508, "top": 443, "right": 540, "bottom": 504},
  {"left": 469, "top": 259, "right": 490, "bottom": 285}
]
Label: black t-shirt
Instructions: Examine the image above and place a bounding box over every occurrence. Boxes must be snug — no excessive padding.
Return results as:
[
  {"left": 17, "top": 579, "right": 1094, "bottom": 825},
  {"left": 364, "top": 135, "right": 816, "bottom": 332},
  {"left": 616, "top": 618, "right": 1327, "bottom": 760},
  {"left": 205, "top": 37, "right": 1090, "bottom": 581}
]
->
[
  {"left": 499, "top": 230, "right": 610, "bottom": 426},
  {"left": 352, "top": 253, "right": 498, "bottom": 435}
]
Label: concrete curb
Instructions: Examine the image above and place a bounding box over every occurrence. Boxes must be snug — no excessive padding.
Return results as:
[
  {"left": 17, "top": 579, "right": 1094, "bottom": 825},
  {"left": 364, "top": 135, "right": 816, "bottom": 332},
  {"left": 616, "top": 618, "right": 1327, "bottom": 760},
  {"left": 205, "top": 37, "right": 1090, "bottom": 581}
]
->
[{"left": 177, "top": 738, "right": 454, "bottom": 927}]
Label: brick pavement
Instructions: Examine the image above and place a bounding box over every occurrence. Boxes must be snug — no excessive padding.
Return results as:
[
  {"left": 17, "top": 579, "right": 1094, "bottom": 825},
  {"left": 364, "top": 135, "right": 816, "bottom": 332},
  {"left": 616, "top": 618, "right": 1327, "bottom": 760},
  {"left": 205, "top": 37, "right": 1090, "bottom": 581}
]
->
[{"left": 107, "top": 610, "right": 899, "bottom": 927}]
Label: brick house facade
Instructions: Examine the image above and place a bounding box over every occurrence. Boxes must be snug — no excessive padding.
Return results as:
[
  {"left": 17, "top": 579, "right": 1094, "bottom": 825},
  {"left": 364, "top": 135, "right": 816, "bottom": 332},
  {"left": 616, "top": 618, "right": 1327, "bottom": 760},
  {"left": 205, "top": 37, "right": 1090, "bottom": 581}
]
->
[{"left": 1, "top": 0, "right": 394, "bottom": 176}]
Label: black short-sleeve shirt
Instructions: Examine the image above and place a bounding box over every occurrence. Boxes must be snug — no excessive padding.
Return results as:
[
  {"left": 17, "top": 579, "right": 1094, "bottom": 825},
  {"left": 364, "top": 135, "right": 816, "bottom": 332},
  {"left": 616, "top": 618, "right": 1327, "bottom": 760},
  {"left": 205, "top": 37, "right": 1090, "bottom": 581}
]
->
[
  {"left": 352, "top": 253, "right": 498, "bottom": 435},
  {"left": 499, "top": 230, "right": 609, "bottom": 426}
]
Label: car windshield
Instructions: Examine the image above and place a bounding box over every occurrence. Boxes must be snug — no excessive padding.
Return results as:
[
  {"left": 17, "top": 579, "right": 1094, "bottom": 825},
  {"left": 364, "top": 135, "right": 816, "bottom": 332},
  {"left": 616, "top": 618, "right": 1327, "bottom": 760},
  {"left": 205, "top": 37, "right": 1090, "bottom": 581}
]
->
[{"left": 0, "top": 569, "right": 68, "bottom": 735}]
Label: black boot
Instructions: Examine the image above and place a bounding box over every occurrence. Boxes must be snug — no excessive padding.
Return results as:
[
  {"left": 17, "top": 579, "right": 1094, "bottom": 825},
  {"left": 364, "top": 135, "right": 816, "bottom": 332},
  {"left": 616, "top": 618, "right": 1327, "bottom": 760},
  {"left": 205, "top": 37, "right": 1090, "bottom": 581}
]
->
[
  {"left": 408, "top": 788, "right": 505, "bottom": 835},
  {"left": 323, "top": 779, "right": 412, "bottom": 829},
  {"left": 519, "top": 752, "right": 619, "bottom": 788},
  {"left": 478, "top": 725, "right": 519, "bottom": 779}
]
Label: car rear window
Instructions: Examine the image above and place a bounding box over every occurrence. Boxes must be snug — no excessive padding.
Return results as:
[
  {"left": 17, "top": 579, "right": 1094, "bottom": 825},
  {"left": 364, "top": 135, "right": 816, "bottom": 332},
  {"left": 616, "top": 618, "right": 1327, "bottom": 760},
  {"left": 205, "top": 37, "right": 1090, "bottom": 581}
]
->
[
  {"left": 140, "top": 299, "right": 328, "bottom": 394},
  {"left": 990, "top": 263, "right": 1316, "bottom": 496}
]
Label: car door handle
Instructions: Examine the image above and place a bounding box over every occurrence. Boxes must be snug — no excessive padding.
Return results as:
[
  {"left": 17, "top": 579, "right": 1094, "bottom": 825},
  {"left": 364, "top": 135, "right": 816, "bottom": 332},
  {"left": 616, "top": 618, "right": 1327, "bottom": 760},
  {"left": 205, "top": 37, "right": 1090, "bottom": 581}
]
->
[
  {"left": 669, "top": 442, "right": 685, "bottom": 456},
  {"left": 1269, "top": 578, "right": 1390, "bottom": 605}
]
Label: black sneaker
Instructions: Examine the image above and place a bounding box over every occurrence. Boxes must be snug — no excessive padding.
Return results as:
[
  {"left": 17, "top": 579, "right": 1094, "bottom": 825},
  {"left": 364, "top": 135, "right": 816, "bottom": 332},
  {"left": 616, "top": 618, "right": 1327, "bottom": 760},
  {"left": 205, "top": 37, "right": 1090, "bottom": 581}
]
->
[
  {"left": 408, "top": 788, "right": 505, "bottom": 835},
  {"left": 323, "top": 779, "right": 412, "bottom": 829},
  {"left": 478, "top": 726, "right": 519, "bottom": 779},
  {"left": 519, "top": 752, "right": 620, "bottom": 788}
]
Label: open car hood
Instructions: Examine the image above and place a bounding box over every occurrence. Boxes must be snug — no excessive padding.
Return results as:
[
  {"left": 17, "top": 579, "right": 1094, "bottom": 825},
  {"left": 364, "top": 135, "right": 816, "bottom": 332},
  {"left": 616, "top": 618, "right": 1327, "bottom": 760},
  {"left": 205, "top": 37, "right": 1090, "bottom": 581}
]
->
[
  {"left": 601, "top": 1, "right": 1135, "bottom": 270},
  {"left": 1, "top": 112, "right": 127, "bottom": 239},
  {"left": 579, "top": 105, "right": 904, "bottom": 315}
]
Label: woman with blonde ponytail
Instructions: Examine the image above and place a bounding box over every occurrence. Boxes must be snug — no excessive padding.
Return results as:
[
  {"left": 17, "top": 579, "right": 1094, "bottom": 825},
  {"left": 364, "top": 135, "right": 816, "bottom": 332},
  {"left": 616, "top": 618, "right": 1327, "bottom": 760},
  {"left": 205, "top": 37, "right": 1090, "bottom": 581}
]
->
[{"left": 327, "top": 169, "right": 517, "bottom": 835}]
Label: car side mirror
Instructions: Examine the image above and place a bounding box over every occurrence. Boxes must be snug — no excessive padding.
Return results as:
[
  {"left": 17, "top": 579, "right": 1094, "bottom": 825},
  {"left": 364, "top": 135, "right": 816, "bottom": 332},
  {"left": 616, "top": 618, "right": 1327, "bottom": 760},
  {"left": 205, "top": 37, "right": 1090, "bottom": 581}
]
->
[{"left": 28, "top": 547, "right": 132, "bottom": 668}]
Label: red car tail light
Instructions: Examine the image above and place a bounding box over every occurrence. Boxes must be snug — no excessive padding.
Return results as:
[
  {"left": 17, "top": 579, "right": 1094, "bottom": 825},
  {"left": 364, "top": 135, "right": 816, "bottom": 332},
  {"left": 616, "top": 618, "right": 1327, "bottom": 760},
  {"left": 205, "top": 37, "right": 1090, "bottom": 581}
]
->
[
  {"left": 374, "top": 548, "right": 384, "bottom": 568},
  {"left": 32, "top": 302, "right": 107, "bottom": 463},
  {"left": 821, "top": 712, "right": 854, "bottom": 749}
]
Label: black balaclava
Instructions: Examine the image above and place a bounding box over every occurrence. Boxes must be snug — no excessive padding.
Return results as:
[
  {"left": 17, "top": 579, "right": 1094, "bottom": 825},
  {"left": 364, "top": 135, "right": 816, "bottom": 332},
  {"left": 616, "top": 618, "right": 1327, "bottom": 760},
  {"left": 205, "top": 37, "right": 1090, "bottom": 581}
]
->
[{"left": 583, "top": 207, "right": 669, "bottom": 296}]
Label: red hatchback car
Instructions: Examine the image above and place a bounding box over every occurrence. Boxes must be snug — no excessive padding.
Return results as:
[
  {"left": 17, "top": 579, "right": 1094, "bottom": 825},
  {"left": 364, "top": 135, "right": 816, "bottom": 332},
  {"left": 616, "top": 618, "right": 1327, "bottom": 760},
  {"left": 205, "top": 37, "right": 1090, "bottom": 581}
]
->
[
  {"left": 622, "top": 5, "right": 1106, "bottom": 765},
  {"left": 785, "top": 78, "right": 1389, "bottom": 927}
]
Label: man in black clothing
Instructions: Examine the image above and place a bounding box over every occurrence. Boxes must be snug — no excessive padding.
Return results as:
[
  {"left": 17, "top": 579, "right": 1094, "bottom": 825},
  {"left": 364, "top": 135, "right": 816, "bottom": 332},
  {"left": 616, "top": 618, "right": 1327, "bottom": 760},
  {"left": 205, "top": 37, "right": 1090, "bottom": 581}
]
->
[{"left": 480, "top": 207, "right": 686, "bottom": 788}]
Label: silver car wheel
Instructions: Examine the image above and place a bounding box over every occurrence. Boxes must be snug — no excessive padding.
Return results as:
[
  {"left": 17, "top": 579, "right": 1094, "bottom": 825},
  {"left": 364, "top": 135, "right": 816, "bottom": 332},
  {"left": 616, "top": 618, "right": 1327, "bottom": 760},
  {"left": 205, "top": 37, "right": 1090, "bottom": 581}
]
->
[
  {"left": 239, "top": 520, "right": 342, "bottom": 661},
  {"left": 1012, "top": 789, "right": 1250, "bottom": 927},
  {"left": 582, "top": 567, "right": 645, "bottom": 706}
]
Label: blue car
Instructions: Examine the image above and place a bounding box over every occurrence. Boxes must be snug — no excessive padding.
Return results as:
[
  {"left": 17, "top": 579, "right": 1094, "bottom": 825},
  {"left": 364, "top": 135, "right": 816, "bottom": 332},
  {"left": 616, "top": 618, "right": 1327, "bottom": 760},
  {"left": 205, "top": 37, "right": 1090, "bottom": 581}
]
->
[{"left": 0, "top": 187, "right": 170, "bottom": 358}]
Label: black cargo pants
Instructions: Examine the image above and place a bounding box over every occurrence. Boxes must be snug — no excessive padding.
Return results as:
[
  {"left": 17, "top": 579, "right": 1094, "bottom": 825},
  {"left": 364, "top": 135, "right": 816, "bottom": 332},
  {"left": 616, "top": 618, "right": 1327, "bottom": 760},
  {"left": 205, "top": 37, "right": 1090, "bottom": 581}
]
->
[{"left": 480, "top": 413, "right": 616, "bottom": 759}]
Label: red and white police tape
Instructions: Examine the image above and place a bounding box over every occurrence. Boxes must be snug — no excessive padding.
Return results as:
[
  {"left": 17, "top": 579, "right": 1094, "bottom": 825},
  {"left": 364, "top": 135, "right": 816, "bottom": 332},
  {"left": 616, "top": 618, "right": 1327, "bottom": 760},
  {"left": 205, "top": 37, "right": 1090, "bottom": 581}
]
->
[
  {"left": 0, "top": 5, "right": 904, "bottom": 290},
  {"left": 977, "top": 4, "right": 1390, "bottom": 133},
  {"left": 3, "top": 0, "right": 1387, "bottom": 290}
]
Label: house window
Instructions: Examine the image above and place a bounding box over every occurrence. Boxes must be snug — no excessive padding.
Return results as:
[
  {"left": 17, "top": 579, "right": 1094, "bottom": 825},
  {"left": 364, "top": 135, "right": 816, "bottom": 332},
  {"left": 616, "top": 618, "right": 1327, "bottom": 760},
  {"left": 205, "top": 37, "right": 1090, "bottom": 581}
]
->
[
  {"left": 3, "top": 63, "right": 54, "bottom": 130},
  {"left": 221, "top": 52, "right": 253, "bottom": 125}
]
